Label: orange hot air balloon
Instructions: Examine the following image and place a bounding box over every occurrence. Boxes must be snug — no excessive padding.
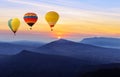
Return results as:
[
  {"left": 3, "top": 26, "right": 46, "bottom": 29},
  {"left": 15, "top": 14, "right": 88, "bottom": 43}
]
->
[
  {"left": 45, "top": 11, "right": 59, "bottom": 31},
  {"left": 24, "top": 12, "right": 38, "bottom": 30}
]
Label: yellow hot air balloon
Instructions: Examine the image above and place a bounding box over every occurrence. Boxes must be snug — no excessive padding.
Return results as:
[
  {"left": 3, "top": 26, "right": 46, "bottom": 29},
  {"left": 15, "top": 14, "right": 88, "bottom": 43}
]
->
[
  {"left": 8, "top": 18, "right": 20, "bottom": 35},
  {"left": 45, "top": 11, "right": 59, "bottom": 31}
]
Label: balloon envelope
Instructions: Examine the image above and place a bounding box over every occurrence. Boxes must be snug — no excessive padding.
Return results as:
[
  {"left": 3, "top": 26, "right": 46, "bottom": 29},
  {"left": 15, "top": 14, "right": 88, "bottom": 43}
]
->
[
  {"left": 45, "top": 11, "right": 59, "bottom": 31},
  {"left": 24, "top": 12, "right": 38, "bottom": 29},
  {"left": 8, "top": 19, "right": 13, "bottom": 31},
  {"left": 8, "top": 18, "right": 20, "bottom": 34}
]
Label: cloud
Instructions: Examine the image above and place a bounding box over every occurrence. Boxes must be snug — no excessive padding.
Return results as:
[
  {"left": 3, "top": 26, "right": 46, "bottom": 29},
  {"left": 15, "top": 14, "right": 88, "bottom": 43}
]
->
[
  {"left": 7, "top": 0, "right": 120, "bottom": 18},
  {"left": 7, "top": 0, "right": 53, "bottom": 8}
]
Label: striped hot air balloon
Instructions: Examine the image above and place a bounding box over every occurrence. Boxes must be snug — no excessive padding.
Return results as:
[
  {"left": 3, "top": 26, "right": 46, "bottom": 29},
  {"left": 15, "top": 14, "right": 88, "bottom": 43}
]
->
[{"left": 24, "top": 12, "right": 38, "bottom": 30}]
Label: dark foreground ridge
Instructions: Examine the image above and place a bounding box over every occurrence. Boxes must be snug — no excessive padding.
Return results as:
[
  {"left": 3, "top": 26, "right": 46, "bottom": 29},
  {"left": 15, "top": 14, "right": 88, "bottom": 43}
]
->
[
  {"left": 0, "top": 50, "right": 120, "bottom": 77},
  {"left": 84, "top": 68, "right": 120, "bottom": 77},
  {"left": 0, "top": 50, "right": 92, "bottom": 77}
]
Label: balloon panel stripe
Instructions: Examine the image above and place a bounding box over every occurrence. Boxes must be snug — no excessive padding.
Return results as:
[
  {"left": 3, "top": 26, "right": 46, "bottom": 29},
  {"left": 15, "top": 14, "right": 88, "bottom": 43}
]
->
[
  {"left": 24, "top": 18, "right": 37, "bottom": 21},
  {"left": 24, "top": 13, "right": 37, "bottom": 16},
  {"left": 24, "top": 16, "right": 38, "bottom": 19},
  {"left": 24, "top": 20, "right": 37, "bottom": 22}
]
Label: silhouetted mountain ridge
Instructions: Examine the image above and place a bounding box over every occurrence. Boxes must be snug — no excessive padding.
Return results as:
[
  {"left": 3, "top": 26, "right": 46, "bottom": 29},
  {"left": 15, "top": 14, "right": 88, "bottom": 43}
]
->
[
  {"left": 31, "top": 39, "right": 120, "bottom": 64},
  {"left": 0, "top": 40, "right": 45, "bottom": 55},
  {"left": 0, "top": 42, "right": 32, "bottom": 55},
  {"left": 0, "top": 50, "right": 120, "bottom": 77},
  {"left": 39, "top": 39, "right": 103, "bottom": 49},
  {"left": 0, "top": 50, "right": 92, "bottom": 77}
]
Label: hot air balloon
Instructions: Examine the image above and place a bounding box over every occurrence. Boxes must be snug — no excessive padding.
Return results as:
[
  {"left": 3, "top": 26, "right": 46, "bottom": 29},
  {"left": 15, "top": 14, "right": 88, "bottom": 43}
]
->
[
  {"left": 8, "top": 18, "right": 20, "bottom": 35},
  {"left": 45, "top": 11, "right": 59, "bottom": 31},
  {"left": 23, "top": 12, "right": 38, "bottom": 30}
]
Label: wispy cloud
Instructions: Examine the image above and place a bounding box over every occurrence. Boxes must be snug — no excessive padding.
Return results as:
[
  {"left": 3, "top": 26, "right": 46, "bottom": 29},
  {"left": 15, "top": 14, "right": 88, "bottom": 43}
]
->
[{"left": 7, "top": 0, "right": 120, "bottom": 18}]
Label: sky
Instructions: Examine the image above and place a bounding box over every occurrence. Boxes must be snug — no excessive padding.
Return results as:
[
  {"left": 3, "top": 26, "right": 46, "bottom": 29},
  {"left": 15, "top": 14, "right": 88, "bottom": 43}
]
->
[{"left": 0, "top": 0, "right": 120, "bottom": 42}]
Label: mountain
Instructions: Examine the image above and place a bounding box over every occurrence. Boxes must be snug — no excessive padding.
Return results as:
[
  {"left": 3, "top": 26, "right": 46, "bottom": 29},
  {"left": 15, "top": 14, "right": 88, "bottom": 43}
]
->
[
  {"left": 32, "top": 39, "right": 120, "bottom": 64},
  {"left": 11, "top": 40, "right": 45, "bottom": 47},
  {"left": 0, "top": 42, "right": 36, "bottom": 55},
  {"left": 0, "top": 39, "right": 120, "bottom": 77},
  {"left": 0, "top": 54, "right": 9, "bottom": 61},
  {"left": 0, "top": 50, "right": 92, "bottom": 77},
  {"left": 0, "top": 51, "right": 119, "bottom": 77},
  {"left": 82, "top": 63, "right": 120, "bottom": 77},
  {"left": 80, "top": 37, "right": 120, "bottom": 49},
  {"left": 82, "top": 68, "right": 120, "bottom": 77}
]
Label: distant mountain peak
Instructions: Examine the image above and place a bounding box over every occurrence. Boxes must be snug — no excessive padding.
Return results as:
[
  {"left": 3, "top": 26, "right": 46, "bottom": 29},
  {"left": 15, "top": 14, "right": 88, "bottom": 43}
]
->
[
  {"left": 35, "top": 39, "right": 79, "bottom": 49},
  {"left": 83, "top": 37, "right": 120, "bottom": 40},
  {"left": 81, "top": 37, "right": 120, "bottom": 49},
  {"left": 48, "top": 39, "right": 77, "bottom": 45},
  {"left": 17, "top": 50, "right": 32, "bottom": 55},
  {"left": 17, "top": 50, "right": 40, "bottom": 56},
  {"left": 56, "top": 39, "right": 73, "bottom": 43}
]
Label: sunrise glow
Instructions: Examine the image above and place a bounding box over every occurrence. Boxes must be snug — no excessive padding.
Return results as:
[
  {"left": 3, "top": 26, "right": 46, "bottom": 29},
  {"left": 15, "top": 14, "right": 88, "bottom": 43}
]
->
[{"left": 57, "top": 36, "right": 61, "bottom": 39}]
